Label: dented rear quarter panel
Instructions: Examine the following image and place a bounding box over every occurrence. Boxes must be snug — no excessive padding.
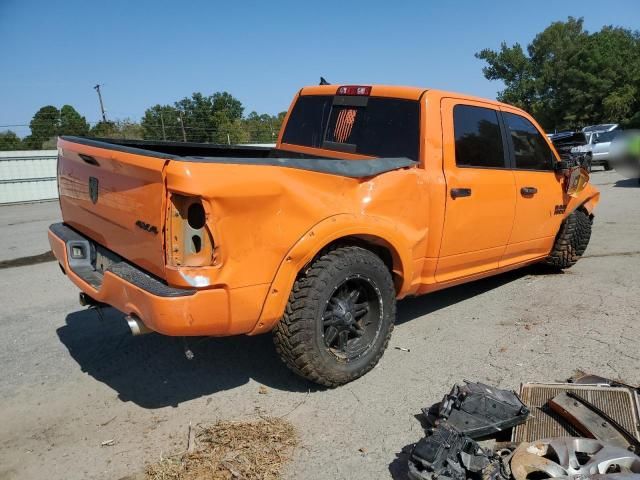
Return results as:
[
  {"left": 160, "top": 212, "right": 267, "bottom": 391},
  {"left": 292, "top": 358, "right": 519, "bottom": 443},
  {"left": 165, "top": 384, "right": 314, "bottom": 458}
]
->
[
  {"left": 164, "top": 159, "right": 436, "bottom": 335},
  {"left": 164, "top": 161, "right": 430, "bottom": 299}
]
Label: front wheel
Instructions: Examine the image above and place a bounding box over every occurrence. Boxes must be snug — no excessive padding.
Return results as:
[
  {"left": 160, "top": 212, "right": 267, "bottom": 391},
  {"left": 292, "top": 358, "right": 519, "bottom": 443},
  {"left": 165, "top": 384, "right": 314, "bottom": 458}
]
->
[
  {"left": 545, "top": 209, "right": 592, "bottom": 269},
  {"left": 603, "top": 161, "right": 613, "bottom": 171},
  {"left": 273, "top": 246, "right": 396, "bottom": 387}
]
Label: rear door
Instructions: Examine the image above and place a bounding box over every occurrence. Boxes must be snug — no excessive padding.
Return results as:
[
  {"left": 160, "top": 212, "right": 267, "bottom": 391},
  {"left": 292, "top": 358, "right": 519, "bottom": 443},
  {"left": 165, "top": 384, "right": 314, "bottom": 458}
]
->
[
  {"left": 57, "top": 138, "right": 168, "bottom": 278},
  {"left": 499, "top": 110, "right": 566, "bottom": 266},
  {"left": 435, "top": 99, "right": 516, "bottom": 283}
]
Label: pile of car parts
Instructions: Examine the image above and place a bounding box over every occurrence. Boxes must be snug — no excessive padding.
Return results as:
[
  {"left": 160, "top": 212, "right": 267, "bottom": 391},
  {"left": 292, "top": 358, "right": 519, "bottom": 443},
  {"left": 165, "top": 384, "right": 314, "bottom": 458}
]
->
[{"left": 408, "top": 376, "right": 640, "bottom": 480}]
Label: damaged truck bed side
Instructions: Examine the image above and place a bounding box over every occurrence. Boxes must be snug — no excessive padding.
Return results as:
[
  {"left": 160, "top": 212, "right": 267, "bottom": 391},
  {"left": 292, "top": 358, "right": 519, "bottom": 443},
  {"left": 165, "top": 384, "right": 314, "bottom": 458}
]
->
[{"left": 49, "top": 84, "right": 600, "bottom": 386}]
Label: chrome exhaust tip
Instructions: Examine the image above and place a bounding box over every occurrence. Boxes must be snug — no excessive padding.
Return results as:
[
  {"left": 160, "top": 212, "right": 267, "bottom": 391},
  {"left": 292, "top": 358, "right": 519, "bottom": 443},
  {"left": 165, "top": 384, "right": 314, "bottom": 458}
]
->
[{"left": 125, "top": 314, "right": 153, "bottom": 336}]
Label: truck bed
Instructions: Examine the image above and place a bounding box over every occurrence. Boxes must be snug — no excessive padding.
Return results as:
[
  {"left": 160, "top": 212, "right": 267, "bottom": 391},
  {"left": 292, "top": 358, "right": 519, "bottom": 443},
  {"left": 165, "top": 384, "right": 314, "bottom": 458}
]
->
[{"left": 61, "top": 136, "right": 416, "bottom": 178}]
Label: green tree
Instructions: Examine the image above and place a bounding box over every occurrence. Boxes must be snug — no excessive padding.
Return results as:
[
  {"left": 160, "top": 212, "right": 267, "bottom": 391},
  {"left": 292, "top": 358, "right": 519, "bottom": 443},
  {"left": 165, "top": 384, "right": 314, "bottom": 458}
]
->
[
  {"left": 27, "top": 105, "right": 60, "bottom": 149},
  {"left": 23, "top": 104, "right": 90, "bottom": 149},
  {"left": 476, "top": 17, "right": 640, "bottom": 130},
  {"left": 114, "top": 119, "right": 144, "bottom": 140},
  {"left": 243, "top": 111, "right": 287, "bottom": 142},
  {"left": 141, "top": 91, "right": 248, "bottom": 143},
  {"left": 89, "top": 119, "right": 144, "bottom": 139},
  {"left": 89, "top": 120, "right": 118, "bottom": 137},
  {"left": 210, "top": 92, "right": 244, "bottom": 121},
  {"left": 175, "top": 92, "right": 219, "bottom": 142},
  {"left": 211, "top": 111, "right": 249, "bottom": 144},
  {"left": 59, "top": 105, "right": 89, "bottom": 136},
  {"left": 0, "top": 131, "right": 22, "bottom": 151},
  {"left": 141, "top": 105, "right": 182, "bottom": 141}
]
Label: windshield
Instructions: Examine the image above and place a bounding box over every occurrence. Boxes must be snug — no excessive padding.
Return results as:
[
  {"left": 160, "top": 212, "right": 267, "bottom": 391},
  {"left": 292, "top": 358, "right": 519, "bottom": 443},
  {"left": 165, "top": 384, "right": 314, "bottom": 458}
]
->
[
  {"left": 281, "top": 95, "right": 420, "bottom": 160},
  {"left": 595, "top": 130, "right": 619, "bottom": 143},
  {"left": 583, "top": 124, "right": 617, "bottom": 133}
]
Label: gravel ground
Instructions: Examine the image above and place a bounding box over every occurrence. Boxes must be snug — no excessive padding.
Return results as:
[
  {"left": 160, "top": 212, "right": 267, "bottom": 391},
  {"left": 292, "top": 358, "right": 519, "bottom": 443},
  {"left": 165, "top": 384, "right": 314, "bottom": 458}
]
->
[{"left": 0, "top": 170, "right": 638, "bottom": 480}]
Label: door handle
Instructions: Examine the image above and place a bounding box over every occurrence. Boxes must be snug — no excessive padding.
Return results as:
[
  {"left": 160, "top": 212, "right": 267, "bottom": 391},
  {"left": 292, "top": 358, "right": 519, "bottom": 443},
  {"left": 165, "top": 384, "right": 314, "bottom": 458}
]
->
[
  {"left": 451, "top": 188, "right": 472, "bottom": 199},
  {"left": 521, "top": 187, "right": 538, "bottom": 196}
]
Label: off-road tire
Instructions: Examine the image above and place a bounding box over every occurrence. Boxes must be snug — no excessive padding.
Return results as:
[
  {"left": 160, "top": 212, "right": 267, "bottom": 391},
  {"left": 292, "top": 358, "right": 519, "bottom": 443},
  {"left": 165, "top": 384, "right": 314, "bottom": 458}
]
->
[
  {"left": 273, "top": 246, "right": 396, "bottom": 387},
  {"left": 545, "top": 209, "right": 592, "bottom": 269}
]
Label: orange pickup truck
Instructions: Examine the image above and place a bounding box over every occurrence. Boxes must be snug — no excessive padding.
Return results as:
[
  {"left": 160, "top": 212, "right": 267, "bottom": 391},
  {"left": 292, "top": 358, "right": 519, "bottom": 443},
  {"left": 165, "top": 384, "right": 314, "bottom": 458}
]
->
[{"left": 49, "top": 84, "right": 599, "bottom": 386}]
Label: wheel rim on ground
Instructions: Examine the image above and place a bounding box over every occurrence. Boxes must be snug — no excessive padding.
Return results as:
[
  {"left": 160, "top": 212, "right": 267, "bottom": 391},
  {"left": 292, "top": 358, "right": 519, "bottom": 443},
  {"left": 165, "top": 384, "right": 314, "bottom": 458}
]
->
[{"left": 321, "top": 274, "right": 383, "bottom": 362}]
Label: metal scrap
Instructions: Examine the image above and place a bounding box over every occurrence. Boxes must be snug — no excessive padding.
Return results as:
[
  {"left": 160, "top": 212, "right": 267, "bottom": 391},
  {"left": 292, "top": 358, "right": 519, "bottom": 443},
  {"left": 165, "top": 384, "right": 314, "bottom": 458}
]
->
[
  {"left": 549, "top": 392, "right": 640, "bottom": 452},
  {"left": 513, "top": 383, "right": 640, "bottom": 444},
  {"left": 510, "top": 437, "right": 640, "bottom": 480},
  {"left": 408, "top": 377, "right": 640, "bottom": 480}
]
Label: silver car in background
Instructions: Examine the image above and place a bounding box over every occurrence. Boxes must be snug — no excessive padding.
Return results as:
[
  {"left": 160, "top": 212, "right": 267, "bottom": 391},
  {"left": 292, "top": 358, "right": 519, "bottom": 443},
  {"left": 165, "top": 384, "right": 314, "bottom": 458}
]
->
[{"left": 572, "top": 124, "right": 620, "bottom": 170}]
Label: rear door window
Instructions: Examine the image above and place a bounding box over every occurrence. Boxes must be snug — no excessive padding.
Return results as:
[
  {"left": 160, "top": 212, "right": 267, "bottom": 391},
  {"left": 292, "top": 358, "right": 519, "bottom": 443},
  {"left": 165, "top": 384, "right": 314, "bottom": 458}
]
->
[
  {"left": 281, "top": 95, "right": 420, "bottom": 160},
  {"left": 453, "top": 105, "right": 506, "bottom": 168},
  {"left": 503, "top": 112, "right": 554, "bottom": 170}
]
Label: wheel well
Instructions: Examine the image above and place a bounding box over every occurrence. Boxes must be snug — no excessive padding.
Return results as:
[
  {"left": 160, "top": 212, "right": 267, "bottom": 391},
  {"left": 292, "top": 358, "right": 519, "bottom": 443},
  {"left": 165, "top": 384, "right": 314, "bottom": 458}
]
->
[
  {"left": 577, "top": 204, "right": 594, "bottom": 221},
  {"left": 302, "top": 235, "right": 403, "bottom": 293}
]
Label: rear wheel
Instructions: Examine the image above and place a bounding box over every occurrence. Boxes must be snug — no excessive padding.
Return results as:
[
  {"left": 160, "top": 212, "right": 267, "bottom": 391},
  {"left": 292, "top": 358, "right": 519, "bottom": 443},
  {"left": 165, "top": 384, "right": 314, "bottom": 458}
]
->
[
  {"left": 273, "top": 246, "right": 396, "bottom": 387},
  {"left": 545, "top": 209, "right": 592, "bottom": 269}
]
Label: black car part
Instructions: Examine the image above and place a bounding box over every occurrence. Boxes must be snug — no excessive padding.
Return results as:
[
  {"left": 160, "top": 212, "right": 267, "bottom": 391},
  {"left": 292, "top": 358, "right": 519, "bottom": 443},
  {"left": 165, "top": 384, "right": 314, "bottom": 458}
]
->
[
  {"left": 549, "top": 131, "right": 588, "bottom": 160},
  {"left": 428, "top": 382, "right": 530, "bottom": 438},
  {"left": 408, "top": 423, "right": 499, "bottom": 480}
]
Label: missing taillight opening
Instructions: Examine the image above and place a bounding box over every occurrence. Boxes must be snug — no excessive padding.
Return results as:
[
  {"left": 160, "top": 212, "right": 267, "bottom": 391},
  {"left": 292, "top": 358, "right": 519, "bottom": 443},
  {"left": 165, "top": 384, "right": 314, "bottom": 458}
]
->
[
  {"left": 167, "top": 194, "right": 215, "bottom": 267},
  {"left": 187, "top": 202, "right": 206, "bottom": 230},
  {"left": 191, "top": 235, "right": 202, "bottom": 253}
]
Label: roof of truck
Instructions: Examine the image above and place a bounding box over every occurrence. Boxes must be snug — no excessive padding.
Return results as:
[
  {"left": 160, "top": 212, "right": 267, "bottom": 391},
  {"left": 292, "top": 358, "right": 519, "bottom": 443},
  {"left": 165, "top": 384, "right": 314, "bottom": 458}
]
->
[
  {"left": 298, "top": 84, "right": 516, "bottom": 109},
  {"left": 300, "top": 84, "right": 428, "bottom": 101}
]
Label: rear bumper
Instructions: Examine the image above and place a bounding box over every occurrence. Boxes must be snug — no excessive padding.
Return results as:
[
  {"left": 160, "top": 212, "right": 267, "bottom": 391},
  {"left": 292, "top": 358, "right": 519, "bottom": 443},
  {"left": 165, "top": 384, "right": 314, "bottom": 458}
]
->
[{"left": 48, "top": 223, "right": 269, "bottom": 336}]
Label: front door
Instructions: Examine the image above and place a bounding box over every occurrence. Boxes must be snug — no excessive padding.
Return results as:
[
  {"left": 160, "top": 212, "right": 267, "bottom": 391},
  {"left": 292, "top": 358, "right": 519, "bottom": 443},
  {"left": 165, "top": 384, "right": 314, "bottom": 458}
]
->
[
  {"left": 435, "top": 99, "right": 516, "bottom": 283},
  {"left": 500, "top": 109, "right": 566, "bottom": 266}
]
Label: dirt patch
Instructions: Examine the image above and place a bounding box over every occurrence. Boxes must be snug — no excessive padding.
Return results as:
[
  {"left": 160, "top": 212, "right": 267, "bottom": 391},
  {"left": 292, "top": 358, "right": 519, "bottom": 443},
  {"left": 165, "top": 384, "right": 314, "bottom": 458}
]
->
[{"left": 146, "top": 417, "right": 298, "bottom": 480}]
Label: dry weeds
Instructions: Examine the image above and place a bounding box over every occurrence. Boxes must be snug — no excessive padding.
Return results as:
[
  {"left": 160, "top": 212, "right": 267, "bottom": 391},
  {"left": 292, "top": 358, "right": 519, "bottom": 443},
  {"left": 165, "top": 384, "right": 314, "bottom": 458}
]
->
[{"left": 146, "top": 417, "right": 298, "bottom": 480}]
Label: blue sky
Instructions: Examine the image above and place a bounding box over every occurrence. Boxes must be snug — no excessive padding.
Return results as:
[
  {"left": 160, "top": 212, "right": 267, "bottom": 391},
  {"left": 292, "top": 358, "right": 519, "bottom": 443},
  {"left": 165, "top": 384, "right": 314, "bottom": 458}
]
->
[{"left": 1, "top": 0, "right": 639, "bottom": 136}]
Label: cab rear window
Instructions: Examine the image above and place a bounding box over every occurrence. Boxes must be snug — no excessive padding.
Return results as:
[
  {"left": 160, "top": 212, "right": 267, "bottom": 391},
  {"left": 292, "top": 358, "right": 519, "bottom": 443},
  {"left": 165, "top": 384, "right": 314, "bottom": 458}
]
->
[{"left": 281, "top": 95, "right": 420, "bottom": 160}]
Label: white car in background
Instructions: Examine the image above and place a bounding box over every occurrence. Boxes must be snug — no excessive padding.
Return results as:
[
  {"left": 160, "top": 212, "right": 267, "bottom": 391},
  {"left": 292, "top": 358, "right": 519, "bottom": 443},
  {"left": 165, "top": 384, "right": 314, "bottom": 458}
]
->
[{"left": 572, "top": 124, "right": 620, "bottom": 170}]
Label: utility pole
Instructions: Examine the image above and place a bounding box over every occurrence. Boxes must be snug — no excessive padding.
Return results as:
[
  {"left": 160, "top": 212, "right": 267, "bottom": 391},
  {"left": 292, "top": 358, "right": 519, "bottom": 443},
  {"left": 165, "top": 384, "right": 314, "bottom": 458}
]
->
[
  {"left": 177, "top": 111, "right": 187, "bottom": 142},
  {"left": 159, "top": 112, "right": 167, "bottom": 140},
  {"left": 93, "top": 84, "right": 107, "bottom": 122}
]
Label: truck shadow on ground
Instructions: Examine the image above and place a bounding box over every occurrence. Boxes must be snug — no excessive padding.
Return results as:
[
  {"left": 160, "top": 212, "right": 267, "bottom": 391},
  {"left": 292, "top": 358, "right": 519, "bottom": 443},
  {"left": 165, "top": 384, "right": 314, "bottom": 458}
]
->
[
  {"left": 56, "top": 264, "right": 557, "bottom": 409},
  {"left": 614, "top": 178, "right": 640, "bottom": 188},
  {"left": 57, "top": 308, "right": 312, "bottom": 409},
  {"left": 395, "top": 263, "right": 555, "bottom": 325}
]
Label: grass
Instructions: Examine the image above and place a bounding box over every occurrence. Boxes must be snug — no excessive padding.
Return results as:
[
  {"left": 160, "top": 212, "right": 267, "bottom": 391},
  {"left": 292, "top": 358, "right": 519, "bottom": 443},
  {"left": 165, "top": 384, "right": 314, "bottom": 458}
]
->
[{"left": 146, "top": 417, "right": 298, "bottom": 480}]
